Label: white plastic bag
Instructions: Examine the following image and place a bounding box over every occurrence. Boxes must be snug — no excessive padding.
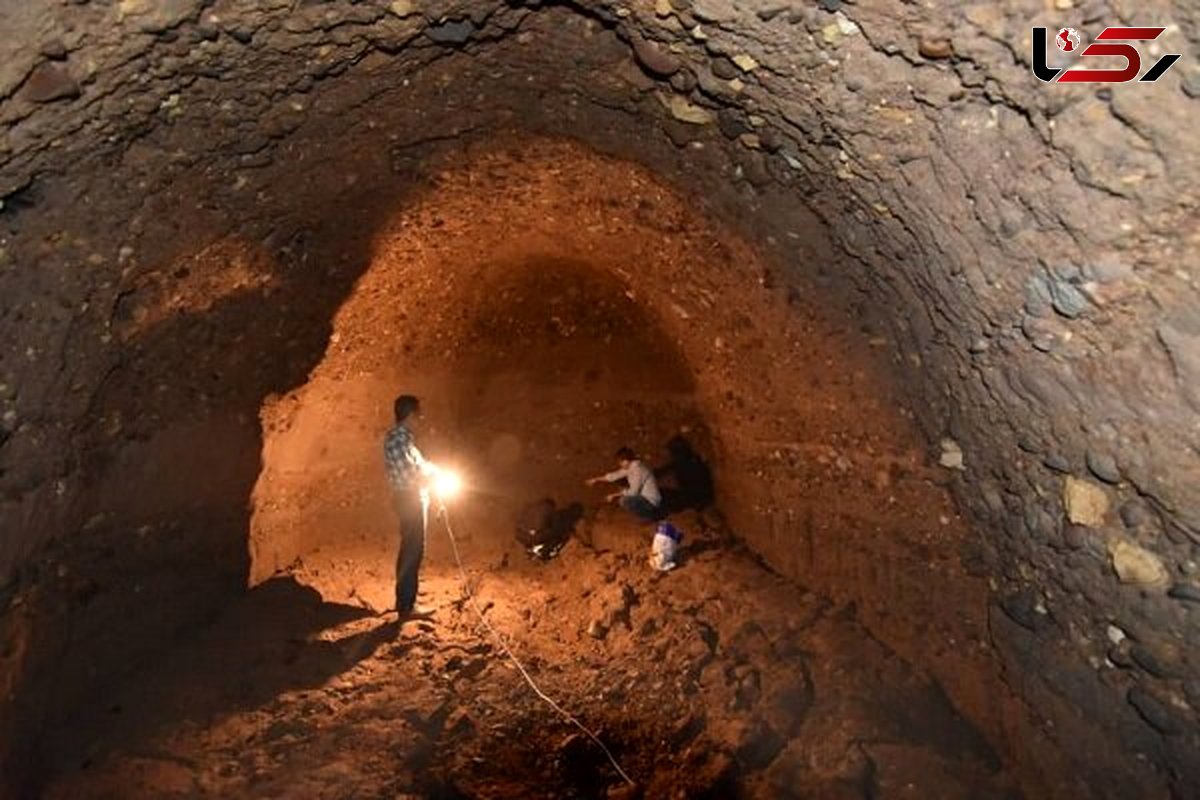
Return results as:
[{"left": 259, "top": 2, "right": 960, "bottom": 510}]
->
[{"left": 650, "top": 522, "right": 681, "bottom": 571}]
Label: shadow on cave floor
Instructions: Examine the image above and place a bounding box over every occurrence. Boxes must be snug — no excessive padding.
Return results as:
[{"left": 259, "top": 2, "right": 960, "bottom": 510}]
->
[
  {"left": 39, "top": 578, "right": 387, "bottom": 777},
  {"left": 40, "top": 510, "right": 1018, "bottom": 800},
  {"left": 5, "top": 134, "right": 472, "bottom": 794}
]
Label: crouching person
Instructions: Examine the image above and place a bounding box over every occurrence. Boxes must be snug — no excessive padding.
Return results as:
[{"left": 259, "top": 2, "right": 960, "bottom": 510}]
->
[
  {"left": 516, "top": 498, "right": 564, "bottom": 560},
  {"left": 515, "top": 498, "right": 585, "bottom": 560},
  {"left": 650, "top": 521, "right": 682, "bottom": 571},
  {"left": 586, "top": 446, "right": 664, "bottom": 522}
]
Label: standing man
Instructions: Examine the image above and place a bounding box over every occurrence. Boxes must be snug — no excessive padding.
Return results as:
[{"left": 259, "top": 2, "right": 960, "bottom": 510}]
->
[
  {"left": 586, "top": 447, "right": 664, "bottom": 522},
  {"left": 384, "top": 394, "right": 435, "bottom": 621}
]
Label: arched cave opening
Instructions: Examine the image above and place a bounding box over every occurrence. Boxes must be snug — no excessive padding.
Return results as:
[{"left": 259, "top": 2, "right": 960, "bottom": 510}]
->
[{"left": 1, "top": 2, "right": 1197, "bottom": 798}]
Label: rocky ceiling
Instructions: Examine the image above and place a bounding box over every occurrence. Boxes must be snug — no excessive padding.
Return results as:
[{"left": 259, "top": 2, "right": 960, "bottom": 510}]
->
[{"left": 1, "top": 0, "right": 1198, "bottom": 795}]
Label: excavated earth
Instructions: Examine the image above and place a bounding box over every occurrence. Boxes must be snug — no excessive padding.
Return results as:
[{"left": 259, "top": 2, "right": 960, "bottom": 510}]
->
[
  {"left": 41, "top": 510, "right": 1012, "bottom": 800},
  {"left": 34, "top": 141, "right": 1004, "bottom": 799}
]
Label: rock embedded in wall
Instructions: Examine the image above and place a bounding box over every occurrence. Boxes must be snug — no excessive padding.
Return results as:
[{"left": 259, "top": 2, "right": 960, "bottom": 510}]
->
[
  {"left": 118, "top": 0, "right": 203, "bottom": 33},
  {"left": 1108, "top": 538, "right": 1170, "bottom": 589},
  {"left": 630, "top": 33, "right": 681, "bottom": 77},
  {"left": 425, "top": 18, "right": 475, "bottom": 45},
  {"left": 19, "top": 62, "right": 79, "bottom": 103},
  {"left": 1063, "top": 476, "right": 1109, "bottom": 527}
]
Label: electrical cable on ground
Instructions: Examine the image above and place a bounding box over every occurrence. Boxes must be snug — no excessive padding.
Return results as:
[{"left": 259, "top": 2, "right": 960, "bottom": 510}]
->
[{"left": 435, "top": 503, "right": 636, "bottom": 787}]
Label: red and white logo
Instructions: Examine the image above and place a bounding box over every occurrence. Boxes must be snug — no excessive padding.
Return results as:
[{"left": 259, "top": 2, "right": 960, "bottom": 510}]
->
[
  {"left": 1033, "top": 26, "right": 1182, "bottom": 83},
  {"left": 1055, "top": 27, "right": 1082, "bottom": 52}
]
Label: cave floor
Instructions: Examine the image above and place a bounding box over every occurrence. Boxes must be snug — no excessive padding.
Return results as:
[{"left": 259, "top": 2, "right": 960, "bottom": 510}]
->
[{"left": 42, "top": 508, "right": 1016, "bottom": 800}]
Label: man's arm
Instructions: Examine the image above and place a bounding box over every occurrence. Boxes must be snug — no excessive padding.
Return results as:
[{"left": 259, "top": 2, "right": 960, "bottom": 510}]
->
[
  {"left": 411, "top": 442, "right": 434, "bottom": 474},
  {"left": 585, "top": 467, "right": 627, "bottom": 486},
  {"left": 385, "top": 429, "right": 432, "bottom": 488}
]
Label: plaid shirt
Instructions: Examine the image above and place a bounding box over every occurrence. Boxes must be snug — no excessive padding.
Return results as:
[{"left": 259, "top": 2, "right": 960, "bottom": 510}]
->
[{"left": 383, "top": 423, "right": 425, "bottom": 490}]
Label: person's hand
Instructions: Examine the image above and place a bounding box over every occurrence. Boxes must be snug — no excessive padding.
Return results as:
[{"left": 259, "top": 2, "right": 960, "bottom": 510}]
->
[
  {"left": 605, "top": 491, "right": 622, "bottom": 503},
  {"left": 584, "top": 477, "right": 599, "bottom": 487}
]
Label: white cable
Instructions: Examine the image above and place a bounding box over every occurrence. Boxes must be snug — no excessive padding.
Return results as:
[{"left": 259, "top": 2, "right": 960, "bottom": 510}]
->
[{"left": 435, "top": 504, "right": 636, "bottom": 787}]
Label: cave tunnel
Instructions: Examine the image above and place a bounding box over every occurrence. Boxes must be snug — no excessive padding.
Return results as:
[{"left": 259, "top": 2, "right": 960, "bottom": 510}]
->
[{"left": 0, "top": 1, "right": 1198, "bottom": 798}]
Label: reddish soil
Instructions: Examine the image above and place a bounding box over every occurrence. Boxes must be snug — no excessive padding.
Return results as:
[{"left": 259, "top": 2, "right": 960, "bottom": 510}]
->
[
  {"left": 34, "top": 141, "right": 1016, "bottom": 798},
  {"left": 250, "top": 255, "right": 708, "bottom": 610},
  {"left": 42, "top": 510, "right": 1013, "bottom": 799}
]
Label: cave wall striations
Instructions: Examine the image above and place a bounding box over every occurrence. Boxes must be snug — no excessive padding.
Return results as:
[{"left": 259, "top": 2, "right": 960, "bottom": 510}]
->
[{"left": 1, "top": 0, "right": 1199, "bottom": 796}]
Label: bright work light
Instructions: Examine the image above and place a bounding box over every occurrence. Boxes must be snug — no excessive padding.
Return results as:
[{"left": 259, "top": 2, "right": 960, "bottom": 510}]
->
[{"left": 431, "top": 467, "right": 463, "bottom": 500}]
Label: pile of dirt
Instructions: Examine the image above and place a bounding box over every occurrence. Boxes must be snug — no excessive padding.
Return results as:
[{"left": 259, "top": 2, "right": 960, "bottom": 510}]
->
[{"left": 41, "top": 507, "right": 1015, "bottom": 799}]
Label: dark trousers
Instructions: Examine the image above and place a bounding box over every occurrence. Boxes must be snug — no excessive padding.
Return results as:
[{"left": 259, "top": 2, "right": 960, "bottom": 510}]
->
[
  {"left": 620, "top": 494, "right": 663, "bottom": 522},
  {"left": 395, "top": 491, "right": 427, "bottom": 612}
]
